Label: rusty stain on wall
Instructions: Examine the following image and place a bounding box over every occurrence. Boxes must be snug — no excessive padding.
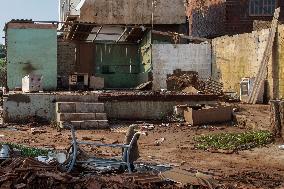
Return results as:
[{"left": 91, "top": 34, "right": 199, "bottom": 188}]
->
[
  {"left": 22, "top": 62, "right": 37, "bottom": 74},
  {"left": 7, "top": 94, "right": 31, "bottom": 104}
]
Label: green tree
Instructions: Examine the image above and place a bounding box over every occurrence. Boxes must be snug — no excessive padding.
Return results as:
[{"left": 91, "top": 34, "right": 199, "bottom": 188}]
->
[{"left": 0, "top": 44, "right": 5, "bottom": 59}]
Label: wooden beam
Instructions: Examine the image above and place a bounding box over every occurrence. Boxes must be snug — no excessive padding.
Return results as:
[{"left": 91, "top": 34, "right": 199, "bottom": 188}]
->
[
  {"left": 248, "top": 8, "right": 280, "bottom": 104},
  {"left": 152, "top": 30, "right": 210, "bottom": 42},
  {"left": 92, "top": 26, "right": 103, "bottom": 42},
  {"left": 116, "top": 28, "right": 128, "bottom": 42},
  {"left": 58, "top": 30, "right": 121, "bottom": 35}
]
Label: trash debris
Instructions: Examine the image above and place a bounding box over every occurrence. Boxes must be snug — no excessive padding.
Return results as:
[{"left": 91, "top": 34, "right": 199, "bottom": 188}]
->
[
  {"left": 141, "top": 123, "right": 155, "bottom": 131},
  {"left": 135, "top": 81, "right": 153, "bottom": 91},
  {"left": 160, "top": 168, "right": 219, "bottom": 188},
  {"left": 0, "top": 157, "right": 81, "bottom": 188},
  {"left": 278, "top": 145, "right": 284, "bottom": 150},
  {"left": 30, "top": 128, "right": 47, "bottom": 135},
  {"left": 155, "top": 138, "right": 165, "bottom": 146},
  {"left": 0, "top": 144, "right": 11, "bottom": 159}
]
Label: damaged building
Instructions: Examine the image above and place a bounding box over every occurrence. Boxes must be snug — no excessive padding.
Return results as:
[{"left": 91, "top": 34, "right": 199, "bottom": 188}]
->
[
  {"left": 2, "top": 0, "right": 284, "bottom": 124},
  {"left": 2, "top": 1, "right": 284, "bottom": 188}
]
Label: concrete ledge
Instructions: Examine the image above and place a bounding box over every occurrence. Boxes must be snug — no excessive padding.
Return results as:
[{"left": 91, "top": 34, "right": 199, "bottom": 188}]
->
[
  {"left": 76, "top": 103, "right": 105, "bottom": 113},
  {"left": 56, "top": 102, "right": 105, "bottom": 113},
  {"left": 60, "top": 120, "right": 109, "bottom": 130},
  {"left": 56, "top": 95, "right": 98, "bottom": 102},
  {"left": 58, "top": 113, "right": 97, "bottom": 121}
]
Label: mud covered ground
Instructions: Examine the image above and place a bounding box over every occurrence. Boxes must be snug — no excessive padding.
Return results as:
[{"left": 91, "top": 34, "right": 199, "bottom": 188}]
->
[{"left": 0, "top": 104, "right": 283, "bottom": 189}]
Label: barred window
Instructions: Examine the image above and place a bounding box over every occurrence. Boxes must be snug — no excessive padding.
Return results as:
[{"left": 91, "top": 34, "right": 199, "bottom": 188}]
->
[{"left": 249, "top": 0, "right": 276, "bottom": 16}]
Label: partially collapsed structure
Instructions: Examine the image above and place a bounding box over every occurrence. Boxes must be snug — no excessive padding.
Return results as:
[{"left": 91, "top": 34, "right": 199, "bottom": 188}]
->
[{"left": 2, "top": 0, "right": 284, "bottom": 126}]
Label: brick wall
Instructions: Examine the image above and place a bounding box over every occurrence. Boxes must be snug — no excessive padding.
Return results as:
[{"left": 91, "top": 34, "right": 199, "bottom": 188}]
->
[
  {"left": 187, "top": 0, "right": 226, "bottom": 38},
  {"left": 225, "top": 0, "right": 284, "bottom": 36},
  {"left": 57, "top": 40, "right": 76, "bottom": 88}
]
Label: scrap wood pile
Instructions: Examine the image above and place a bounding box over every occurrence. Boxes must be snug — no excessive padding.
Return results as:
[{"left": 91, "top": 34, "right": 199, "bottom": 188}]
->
[
  {"left": 166, "top": 69, "right": 223, "bottom": 95},
  {"left": 0, "top": 157, "right": 219, "bottom": 189},
  {"left": 0, "top": 157, "right": 82, "bottom": 189},
  {"left": 84, "top": 173, "right": 219, "bottom": 189}
]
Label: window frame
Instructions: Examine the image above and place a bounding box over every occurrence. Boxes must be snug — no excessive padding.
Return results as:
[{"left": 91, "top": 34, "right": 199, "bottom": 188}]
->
[{"left": 249, "top": 0, "right": 277, "bottom": 17}]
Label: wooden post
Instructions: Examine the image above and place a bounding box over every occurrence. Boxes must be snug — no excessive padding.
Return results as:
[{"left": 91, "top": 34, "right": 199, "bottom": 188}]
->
[
  {"left": 270, "top": 100, "right": 282, "bottom": 138},
  {"left": 280, "top": 101, "right": 284, "bottom": 138}
]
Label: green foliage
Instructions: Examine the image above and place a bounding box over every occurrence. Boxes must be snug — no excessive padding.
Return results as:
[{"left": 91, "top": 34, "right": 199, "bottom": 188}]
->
[
  {"left": 0, "top": 44, "right": 5, "bottom": 59},
  {"left": 194, "top": 131, "right": 273, "bottom": 151},
  {"left": 1, "top": 142, "right": 50, "bottom": 157},
  {"left": 0, "top": 58, "right": 5, "bottom": 66}
]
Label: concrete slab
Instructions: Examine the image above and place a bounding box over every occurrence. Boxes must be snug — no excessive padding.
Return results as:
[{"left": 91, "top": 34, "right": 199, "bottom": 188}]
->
[
  {"left": 60, "top": 121, "right": 82, "bottom": 129},
  {"left": 57, "top": 102, "right": 105, "bottom": 113},
  {"left": 58, "top": 113, "right": 97, "bottom": 121},
  {"left": 95, "top": 113, "right": 107, "bottom": 120},
  {"left": 76, "top": 103, "right": 105, "bottom": 113},
  {"left": 77, "top": 120, "right": 109, "bottom": 130},
  {"left": 56, "top": 95, "right": 98, "bottom": 102},
  {"left": 56, "top": 102, "right": 76, "bottom": 113}
]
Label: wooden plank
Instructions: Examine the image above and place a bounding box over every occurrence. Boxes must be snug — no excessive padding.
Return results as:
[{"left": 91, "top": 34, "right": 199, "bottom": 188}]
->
[
  {"left": 248, "top": 8, "right": 280, "bottom": 104},
  {"left": 152, "top": 30, "right": 210, "bottom": 42}
]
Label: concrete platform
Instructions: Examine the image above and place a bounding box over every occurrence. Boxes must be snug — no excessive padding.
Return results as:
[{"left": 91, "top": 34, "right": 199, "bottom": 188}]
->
[
  {"left": 3, "top": 91, "right": 220, "bottom": 123},
  {"left": 57, "top": 113, "right": 107, "bottom": 122},
  {"left": 60, "top": 120, "right": 109, "bottom": 129}
]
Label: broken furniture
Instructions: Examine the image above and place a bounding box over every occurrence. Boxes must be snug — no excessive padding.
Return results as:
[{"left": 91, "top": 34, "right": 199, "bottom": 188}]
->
[
  {"left": 184, "top": 105, "right": 232, "bottom": 126},
  {"left": 69, "top": 73, "right": 89, "bottom": 91},
  {"left": 89, "top": 76, "right": 105, "bottom": 90},
  {"left": 22, "top": 74, "right": 43, "bottom": 93},
  {"left": 64, "top": 125, "right": 143, "bottom": 173}
]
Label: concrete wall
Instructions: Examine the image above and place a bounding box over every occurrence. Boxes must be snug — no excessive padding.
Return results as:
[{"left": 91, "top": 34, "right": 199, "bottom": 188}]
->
[
  {"left": 3, "top": 94, "right": 56, "bottom": 123},
  {"left": 212, "top": 29, "right": 273, "bottom": 98},
  {"left": 79, "top": 0, "right": 186, "bottom": 24},
  {"left": 58, "top": 40, "right": 76, "bottom": 88},
  {"left": 152, "top": 43, "right": 212, "bottom": 90},
  {"left": 105, "top": 100, "right": 217, "bottom": 120},
  {"left": 6, "top": 23, "right": 57, "bottom": 90},
  {"left": 276, "top": 25, "right": 284, "bottom": 99},
  {"left": 3, "top": 93, "right": 218, "bottom": 122}
]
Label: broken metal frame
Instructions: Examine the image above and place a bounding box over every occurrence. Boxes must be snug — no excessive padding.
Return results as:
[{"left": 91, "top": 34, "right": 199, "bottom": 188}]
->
[
  {"left": 65, "top": 125, "right": 142, "bottom": 173},
  {"left": 31, "top": 20, "right": 210, "bottom": 43}
]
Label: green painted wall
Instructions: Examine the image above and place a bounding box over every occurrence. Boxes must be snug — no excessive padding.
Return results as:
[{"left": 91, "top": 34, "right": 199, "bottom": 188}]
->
[
  {"left": 94, "top": 43, "right": 140, "bottom": 88},
  {"left": 7, "top": 28, "right": 57, "bottom": 90},
  {"left": 139, "top": 31, "right": 152, "bottom": 73}
]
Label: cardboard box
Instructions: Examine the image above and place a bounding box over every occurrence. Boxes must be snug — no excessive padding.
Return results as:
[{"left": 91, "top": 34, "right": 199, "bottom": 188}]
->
[{"left": 184, "top": 106, "right": 232, "bottom": 126}]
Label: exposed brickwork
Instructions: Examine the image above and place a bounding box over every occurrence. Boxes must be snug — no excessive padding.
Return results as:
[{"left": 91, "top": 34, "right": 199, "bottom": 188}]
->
[
  {"left": 187, "top": 0, "right": 226, "bottom": 38},
  {"left": 57, "top": 40, "right": 76, "bottom": 88},
  {"left": 188, "top": 0, "right": 284, "bottom": 37}
]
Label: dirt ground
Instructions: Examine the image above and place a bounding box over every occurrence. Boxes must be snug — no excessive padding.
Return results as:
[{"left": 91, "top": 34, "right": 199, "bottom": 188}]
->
[{"left": 0, "top": 104, "right": 283, "bottom": 189}]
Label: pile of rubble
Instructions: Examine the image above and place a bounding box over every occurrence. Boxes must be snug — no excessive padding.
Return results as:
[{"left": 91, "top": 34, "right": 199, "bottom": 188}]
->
[
  {"left": 0, "top": 157, "right": 82, "bottom": 189},
  {"left": 166, "top": 69, "right": 223, "bottom": 95},
  {"left": 167, "top": 70, "right": 199, "bottom": 92}
]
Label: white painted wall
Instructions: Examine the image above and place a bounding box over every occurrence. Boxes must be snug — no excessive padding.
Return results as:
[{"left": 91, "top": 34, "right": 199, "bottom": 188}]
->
[
  {"left": 59, "top": 0, "right": 81, "bottom": 22},
  {"left": 152, "top": 43, "right": 212, "bottom": 90}
]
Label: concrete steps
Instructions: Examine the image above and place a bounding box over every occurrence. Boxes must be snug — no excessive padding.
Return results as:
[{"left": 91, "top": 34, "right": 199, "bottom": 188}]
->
[{"left": 56, "top": 101, "right": 109, "bottom": 130}]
